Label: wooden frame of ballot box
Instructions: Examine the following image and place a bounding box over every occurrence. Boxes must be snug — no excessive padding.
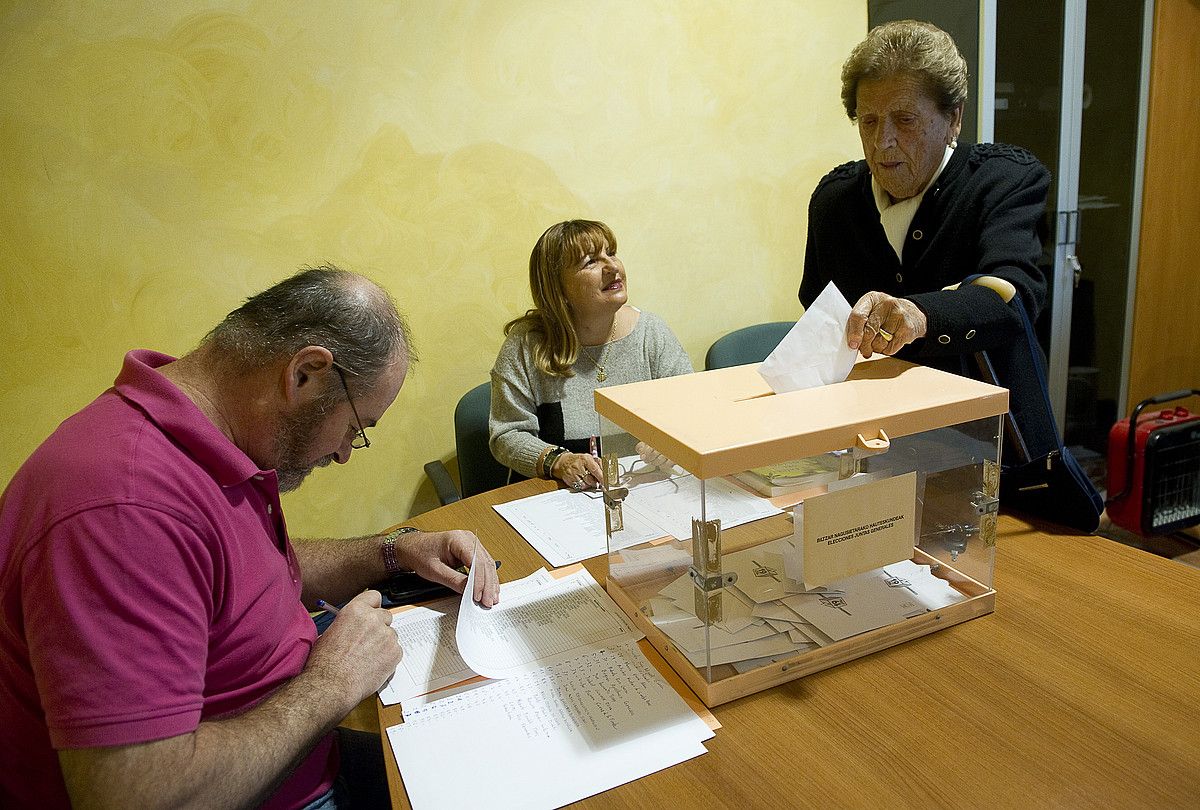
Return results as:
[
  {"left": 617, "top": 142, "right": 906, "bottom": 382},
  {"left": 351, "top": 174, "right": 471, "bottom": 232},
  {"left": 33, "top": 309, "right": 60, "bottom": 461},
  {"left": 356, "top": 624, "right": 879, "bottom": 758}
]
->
[{"left": 594, "top": 356, "right": 1009, "bottom": 707}]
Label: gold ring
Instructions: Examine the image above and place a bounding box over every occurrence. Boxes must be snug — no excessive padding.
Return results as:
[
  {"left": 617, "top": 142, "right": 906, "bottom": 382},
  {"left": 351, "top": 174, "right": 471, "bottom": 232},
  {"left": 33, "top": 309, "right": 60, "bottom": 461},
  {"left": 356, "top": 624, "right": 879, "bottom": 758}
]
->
[{"left": 877, "top": 327, "right": 895, "bottom": 342}]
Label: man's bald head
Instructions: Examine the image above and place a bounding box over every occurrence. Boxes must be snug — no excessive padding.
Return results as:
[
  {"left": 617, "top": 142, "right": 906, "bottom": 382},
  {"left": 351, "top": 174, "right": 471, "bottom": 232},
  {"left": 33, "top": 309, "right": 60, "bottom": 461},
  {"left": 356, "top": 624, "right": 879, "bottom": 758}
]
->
[{"left": 202, "top": 264, "right": 414, "bottom": 396}]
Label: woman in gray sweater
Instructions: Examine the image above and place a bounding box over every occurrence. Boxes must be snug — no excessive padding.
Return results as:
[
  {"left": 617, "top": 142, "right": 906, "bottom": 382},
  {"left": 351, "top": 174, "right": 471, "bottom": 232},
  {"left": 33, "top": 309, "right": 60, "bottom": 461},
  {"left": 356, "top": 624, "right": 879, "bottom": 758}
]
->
[{"left": 489, "top": 220, "right": 693, "bottom": 490}]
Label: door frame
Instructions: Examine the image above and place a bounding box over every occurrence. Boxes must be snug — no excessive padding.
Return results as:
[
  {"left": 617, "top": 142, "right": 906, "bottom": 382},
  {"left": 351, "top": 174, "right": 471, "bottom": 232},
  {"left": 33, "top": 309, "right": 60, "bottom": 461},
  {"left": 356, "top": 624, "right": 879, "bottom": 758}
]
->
[{"left": 1117, "top": 0, "right": 1155, "bottom": 414}]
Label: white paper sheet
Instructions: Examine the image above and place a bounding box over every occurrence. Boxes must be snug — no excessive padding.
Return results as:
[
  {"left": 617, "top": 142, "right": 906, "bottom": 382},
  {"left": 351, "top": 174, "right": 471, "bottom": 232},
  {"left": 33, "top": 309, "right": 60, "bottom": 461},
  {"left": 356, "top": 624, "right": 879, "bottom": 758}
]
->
[
  {"left": 681, "top": 633, "right": 807, "bottom": 668},
  {"left": 494, "top": 470, "right": 781, "bottom": 565},
  {"left": 724, "top": 547, "right": 799, "bottom": 604},
  {"left": 782, "top": 560, "right": 965, "bottom": 641},
  {"left": 886, "top": 559, "right": 970, "bottom": 611},
  {"left": 378, "top": 569, "right": 555, "bottom": 705},
  {"left": 623, "top": 474, "right": 783, "bottom": 543},
  {"left": 456, "top": 564, "right": 643, "bottom": 680},
  {"left": 386, "top": 644, "right": 714, "bottom": 810},
  {"left": 754, "top": 602, "right": 809, "bottom": 622},
  {"left": 759, "top": 281, "right": 859, "bottom": 393},
  {"left": 609, "top": 544, "right": 692, "bottom": 584},
  {"left": 492, "top": 488, "right": 664, "bottom": 567}
]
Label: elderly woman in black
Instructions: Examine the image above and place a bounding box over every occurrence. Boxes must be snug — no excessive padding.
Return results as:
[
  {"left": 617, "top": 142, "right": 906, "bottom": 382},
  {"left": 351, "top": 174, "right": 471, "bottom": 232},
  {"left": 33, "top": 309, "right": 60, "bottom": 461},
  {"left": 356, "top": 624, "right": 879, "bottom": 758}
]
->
[{"left": 801, "top": 19, "right": 1058, "bottom": 456}]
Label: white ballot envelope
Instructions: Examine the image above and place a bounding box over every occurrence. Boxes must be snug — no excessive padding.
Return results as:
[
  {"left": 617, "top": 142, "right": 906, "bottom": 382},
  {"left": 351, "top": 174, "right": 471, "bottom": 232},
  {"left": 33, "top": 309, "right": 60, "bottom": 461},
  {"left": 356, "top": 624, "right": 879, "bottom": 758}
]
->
[{"left": 759, "top": 281, "right": 858, "bottom": 393}]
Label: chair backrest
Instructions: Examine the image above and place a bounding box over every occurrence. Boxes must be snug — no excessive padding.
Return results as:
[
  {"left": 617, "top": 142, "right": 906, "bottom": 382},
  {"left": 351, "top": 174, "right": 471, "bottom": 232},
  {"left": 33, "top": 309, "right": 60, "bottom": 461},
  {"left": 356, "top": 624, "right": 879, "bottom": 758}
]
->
[
  {"left": 453, "top": 382, "right": 511, "bottom": 498},
  {"left": 704, "top": 321, "right": 794, "bottom": 370}
]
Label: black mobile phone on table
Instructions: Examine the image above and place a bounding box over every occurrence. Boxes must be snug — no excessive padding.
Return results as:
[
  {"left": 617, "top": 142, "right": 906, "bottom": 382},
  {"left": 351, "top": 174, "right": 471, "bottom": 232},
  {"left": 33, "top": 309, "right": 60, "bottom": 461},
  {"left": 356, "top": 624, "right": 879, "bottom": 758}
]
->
[{"left": 378, "top": 560, "right": 502, "bottom": 607}]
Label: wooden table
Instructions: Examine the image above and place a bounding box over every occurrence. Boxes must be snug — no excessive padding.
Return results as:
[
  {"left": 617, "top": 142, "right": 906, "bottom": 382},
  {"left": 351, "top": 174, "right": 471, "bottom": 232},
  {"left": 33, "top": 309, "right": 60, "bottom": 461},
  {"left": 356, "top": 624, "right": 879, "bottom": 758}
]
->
[{"left": 376, "top": 479, "right": 1200, "bottom": 808}]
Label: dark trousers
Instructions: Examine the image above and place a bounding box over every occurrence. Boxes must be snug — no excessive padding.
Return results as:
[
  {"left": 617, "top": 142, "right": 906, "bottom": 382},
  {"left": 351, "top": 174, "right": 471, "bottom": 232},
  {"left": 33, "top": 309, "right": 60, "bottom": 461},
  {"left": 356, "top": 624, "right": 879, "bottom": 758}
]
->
[{"left": 334, "top": 727, "right": 390, "bottom": 809}]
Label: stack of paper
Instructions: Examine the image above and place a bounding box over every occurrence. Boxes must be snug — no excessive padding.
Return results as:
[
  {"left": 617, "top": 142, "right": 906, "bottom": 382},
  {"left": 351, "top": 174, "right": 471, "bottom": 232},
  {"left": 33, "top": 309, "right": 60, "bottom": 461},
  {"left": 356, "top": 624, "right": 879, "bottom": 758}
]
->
[
  {"left": 643, "top": 538, "right": 966, "bottom": 670},
  {"left": 386, "top": 644, "right": 715, "bottom": 810},
  {"left": 733, "top": 454, "right": 843, "bottom": 497},
  {"left": 456, "top": 566, "right": 642, "bottom": 680},
  {"left": 383, "top": 555, "right": 718, "bottom": 810},
  {"left": 490, "top": 488, "right": 663, "bottom": 566}
]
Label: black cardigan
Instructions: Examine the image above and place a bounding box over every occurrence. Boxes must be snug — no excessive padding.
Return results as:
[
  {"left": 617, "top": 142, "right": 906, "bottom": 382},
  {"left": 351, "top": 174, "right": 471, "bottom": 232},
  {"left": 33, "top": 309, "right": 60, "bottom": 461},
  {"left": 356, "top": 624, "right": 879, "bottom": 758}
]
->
[{"left": 800, "top": 142, "right": 1060, "bottom": 459}]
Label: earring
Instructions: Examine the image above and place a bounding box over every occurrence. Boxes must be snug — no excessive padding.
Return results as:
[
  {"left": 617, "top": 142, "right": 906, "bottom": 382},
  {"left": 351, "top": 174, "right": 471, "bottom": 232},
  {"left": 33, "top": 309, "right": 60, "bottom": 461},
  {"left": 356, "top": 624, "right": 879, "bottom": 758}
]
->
[{"left": 950, "top": 138, "right": 958, "bottom": 148}]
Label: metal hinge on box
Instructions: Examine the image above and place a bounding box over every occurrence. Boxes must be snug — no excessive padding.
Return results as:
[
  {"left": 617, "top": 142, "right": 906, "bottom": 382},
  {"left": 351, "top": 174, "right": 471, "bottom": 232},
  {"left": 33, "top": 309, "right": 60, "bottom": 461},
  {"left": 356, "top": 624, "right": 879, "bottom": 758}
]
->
[
  {"left": 601, "top": 453, "right": 628, "bottom": 534},
  {"left": 980, "top": 459, "right": 1000, "bottom": 547},
  {"left": 690, "top": 517, "right": 735, "bottom": 626}
]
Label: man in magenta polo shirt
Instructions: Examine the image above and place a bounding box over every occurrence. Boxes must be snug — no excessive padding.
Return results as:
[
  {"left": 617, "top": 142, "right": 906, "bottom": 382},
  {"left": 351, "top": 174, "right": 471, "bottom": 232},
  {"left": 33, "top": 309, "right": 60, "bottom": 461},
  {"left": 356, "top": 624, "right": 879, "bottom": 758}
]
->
[{"left": 0, "top": 266, "right": 500, "bottom": 809}]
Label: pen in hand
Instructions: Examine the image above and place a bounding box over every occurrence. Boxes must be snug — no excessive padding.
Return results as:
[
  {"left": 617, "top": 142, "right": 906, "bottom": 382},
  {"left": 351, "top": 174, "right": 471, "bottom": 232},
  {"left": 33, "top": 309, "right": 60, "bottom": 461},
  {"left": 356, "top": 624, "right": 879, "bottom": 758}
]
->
[{"left": 316, "top": 599, "right": 339, "bottom": 616}]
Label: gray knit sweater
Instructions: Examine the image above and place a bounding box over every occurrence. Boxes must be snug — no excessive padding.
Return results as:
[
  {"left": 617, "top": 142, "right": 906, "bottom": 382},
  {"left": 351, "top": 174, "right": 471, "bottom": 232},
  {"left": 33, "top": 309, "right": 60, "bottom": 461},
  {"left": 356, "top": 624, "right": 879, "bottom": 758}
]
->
[{"left": 489, "top": 308, "right": 693, "bottom": 478}]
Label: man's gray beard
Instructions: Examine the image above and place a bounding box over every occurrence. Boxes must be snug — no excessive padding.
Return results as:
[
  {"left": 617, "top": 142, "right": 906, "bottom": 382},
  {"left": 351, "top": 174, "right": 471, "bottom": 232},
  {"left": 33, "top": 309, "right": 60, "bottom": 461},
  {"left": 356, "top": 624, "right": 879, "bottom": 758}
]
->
[{"left": 274, "top": 400, "right": 335, "bottom": 493}]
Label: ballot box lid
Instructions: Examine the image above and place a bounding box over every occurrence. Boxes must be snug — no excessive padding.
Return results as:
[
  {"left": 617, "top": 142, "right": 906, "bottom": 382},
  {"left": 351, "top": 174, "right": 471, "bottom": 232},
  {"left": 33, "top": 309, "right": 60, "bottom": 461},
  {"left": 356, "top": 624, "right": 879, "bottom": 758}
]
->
[{"left": 594, "top": 356, "right": 1007, "bottom": 479}]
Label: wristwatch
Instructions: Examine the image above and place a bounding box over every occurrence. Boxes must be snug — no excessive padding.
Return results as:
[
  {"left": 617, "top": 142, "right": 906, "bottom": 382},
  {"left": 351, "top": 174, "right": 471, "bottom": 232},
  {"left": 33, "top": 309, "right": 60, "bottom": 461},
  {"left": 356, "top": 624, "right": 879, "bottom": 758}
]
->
[{"left": 381, "top": 526, "right": 418, "bottom": 575}]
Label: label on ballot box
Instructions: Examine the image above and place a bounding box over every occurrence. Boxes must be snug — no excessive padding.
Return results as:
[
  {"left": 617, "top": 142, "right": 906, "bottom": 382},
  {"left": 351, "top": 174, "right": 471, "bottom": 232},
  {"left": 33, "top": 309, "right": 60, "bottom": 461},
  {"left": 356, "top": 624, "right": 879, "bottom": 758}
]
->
[{"left": 795, "top": 472, "right": 918, "bottom": 590}]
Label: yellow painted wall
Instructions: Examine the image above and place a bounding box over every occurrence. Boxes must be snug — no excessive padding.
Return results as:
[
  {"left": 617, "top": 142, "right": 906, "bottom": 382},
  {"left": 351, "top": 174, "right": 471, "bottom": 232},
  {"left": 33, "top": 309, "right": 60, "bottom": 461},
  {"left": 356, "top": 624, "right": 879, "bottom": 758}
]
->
[{"left": 0, "top": 1, "right": 864, "bottom": 539}]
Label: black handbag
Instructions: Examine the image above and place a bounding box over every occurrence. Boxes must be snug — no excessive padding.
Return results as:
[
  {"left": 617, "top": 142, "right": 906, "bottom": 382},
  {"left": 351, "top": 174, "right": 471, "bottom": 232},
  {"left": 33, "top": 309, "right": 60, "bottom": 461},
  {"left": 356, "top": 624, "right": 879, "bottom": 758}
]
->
[
  {"left": 1000, "top": 445, "right": 1103, "bottom": 533},
  {"left": 960, "top": 277, "right": 1104, "bottom": 533}
]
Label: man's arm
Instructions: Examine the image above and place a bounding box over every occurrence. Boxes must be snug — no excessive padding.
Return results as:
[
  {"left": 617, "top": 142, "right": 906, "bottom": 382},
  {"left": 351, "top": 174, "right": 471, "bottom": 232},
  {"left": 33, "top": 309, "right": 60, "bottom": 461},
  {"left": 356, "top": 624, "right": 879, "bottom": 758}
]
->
[
  {"left": 293, "top": 528, "right": 500, "bottom": 608},
  {"left": 57, "top": 590, "right": 400, "bottom": 810}
]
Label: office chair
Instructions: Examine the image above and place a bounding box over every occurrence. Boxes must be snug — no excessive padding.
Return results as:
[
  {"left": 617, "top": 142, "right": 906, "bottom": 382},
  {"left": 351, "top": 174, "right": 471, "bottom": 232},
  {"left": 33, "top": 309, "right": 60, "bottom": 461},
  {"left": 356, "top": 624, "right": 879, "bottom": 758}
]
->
[
  {"left": 704, "top": 321, "right": 794, "bottom": 370},
  {"left": 423, "top": 382, "right": 513, "bottom": 505}
]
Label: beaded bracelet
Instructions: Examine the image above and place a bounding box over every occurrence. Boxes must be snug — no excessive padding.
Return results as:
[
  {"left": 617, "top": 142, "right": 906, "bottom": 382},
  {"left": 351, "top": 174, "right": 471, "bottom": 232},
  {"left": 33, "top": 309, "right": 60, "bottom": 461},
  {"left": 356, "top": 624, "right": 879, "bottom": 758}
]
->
[
  {"left": 534, "top": 445, "right": 554, "bottom": 479},
  {"left": 542, "top": 447, "right": 567, "bottom": 480}
]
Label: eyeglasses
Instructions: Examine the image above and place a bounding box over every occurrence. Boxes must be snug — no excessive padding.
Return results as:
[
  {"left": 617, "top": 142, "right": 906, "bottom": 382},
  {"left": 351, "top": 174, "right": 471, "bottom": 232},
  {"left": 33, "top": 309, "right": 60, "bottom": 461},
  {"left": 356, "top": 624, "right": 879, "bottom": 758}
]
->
[
  {"left": 579, "top": 458, "right": 680, "bottom": 498},
  {"left": 331, "top": 361, "right": 371, "bottom": 450}
]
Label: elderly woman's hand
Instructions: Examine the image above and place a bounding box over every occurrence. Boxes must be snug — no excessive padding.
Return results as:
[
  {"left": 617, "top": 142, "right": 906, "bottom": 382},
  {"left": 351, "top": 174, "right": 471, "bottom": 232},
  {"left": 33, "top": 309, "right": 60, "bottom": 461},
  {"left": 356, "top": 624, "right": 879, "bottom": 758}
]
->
[
  {"left": 847, "top": 291, "right": 927, "bottom": 358},
  {"left": 550, "top": 451, "right": 604, "bottom": 491}
]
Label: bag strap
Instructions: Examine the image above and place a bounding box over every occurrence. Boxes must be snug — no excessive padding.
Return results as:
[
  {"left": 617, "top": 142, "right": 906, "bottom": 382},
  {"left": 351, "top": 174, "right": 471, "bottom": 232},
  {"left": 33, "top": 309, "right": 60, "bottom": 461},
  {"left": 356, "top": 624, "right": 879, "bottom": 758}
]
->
[
  {"left": 1005, "top": 284, "right": 1060, "bottom": 447},
  {"left": 959, "top": 277, "right": 1103, "bottom": 529},
  {"left": 958, "top": 274, "right": 1057, "bottom": 464}
]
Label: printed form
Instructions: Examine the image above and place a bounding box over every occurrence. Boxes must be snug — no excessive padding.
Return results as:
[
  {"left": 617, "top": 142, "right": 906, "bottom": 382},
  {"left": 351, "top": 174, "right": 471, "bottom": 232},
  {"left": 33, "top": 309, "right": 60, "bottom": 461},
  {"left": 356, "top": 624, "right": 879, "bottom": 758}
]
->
[
  {"left": 456, "top": 562, "right": 643, "bottom": 679},
  {"left": 379, "top": 563, "right": 642, "bottom": 704},
  {"left": 494, "top": 463, "right": 782, "bottom": 566},
  {"left": 379, "top": 568, "right": 553, "bottom": 705},
  {"left": 493, "top": 488, "right": 663, "bottom": 566}
]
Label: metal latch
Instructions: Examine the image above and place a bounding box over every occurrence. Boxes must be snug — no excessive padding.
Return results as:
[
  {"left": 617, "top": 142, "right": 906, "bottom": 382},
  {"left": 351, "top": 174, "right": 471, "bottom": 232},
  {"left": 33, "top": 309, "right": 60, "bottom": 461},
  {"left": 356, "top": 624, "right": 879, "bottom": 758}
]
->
[
  {"left": 690, "top": 517, "right": 730, "bottom": 625},
  {"left": 1067, "top": 253, "right": 1083, "bottom": 289},
  {"left": 602, "top": 453, "right": 626, "bottom": 534},
  {"left": 972, "top": 491, "right": 1000, "bottom": 516}
]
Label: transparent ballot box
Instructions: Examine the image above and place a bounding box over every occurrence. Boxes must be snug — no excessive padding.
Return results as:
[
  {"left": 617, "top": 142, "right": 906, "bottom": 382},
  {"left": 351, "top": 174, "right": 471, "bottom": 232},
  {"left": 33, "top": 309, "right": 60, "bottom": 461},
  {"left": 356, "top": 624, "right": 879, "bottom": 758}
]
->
[{"left": 594, "top": 357, "right": 1007, "bottom": 706}]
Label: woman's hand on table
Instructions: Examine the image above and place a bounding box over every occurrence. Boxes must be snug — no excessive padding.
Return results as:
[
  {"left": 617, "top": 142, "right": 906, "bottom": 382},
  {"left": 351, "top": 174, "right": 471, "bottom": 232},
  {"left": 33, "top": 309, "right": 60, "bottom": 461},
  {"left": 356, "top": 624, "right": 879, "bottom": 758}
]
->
[
  {"left": 551, "top": 451, "right": 604, "bottom": 491},
  {"left": 847, "top": 291, "right": 927, "bottom": 357}
]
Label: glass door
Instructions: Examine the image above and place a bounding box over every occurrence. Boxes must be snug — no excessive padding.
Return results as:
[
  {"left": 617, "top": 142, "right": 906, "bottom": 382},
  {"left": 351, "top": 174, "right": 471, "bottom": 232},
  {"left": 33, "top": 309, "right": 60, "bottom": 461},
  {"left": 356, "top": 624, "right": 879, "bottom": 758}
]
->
[
  {"left": 993, "top": 0, "right": 1148, "bottom": 484},
  {"left": 993, "top": 0, "right": 1077, "bottom": 426},
  {"left": 1069, "top": 1, "right": 1149, "bottom": 458}
]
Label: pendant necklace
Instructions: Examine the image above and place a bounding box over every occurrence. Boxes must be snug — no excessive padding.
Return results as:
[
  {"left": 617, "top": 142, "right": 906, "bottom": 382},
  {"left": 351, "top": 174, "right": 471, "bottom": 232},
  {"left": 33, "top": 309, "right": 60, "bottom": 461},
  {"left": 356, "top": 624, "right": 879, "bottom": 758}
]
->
[{"left": 582, "top": 318, "right": 618, "bottom": 382}]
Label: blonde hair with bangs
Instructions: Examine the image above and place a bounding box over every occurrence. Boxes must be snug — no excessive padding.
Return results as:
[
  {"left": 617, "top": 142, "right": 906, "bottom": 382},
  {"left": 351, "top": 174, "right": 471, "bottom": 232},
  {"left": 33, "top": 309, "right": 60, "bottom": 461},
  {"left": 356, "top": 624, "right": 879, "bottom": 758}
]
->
[{"left": 504, "top": 220, "right": 618, "bottom": 377}]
